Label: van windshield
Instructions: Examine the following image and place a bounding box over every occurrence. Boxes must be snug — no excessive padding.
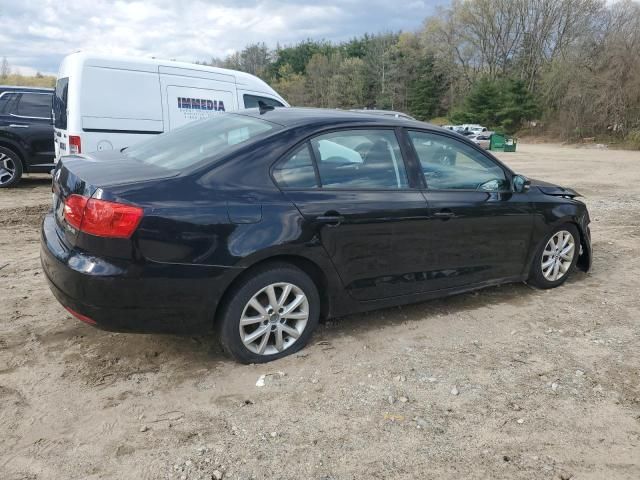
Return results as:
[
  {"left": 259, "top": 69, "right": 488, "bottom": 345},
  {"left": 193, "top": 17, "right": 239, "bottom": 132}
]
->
[
  {"left": 53, "top": 77, "right": 68, "bottom": 129},
  {"left": 123, "top": 113, "right": 279, "bottom": 171}
]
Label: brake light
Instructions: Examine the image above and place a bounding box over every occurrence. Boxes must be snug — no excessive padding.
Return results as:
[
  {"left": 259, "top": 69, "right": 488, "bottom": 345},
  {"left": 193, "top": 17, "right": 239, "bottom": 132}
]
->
[
  {"left": 63, "top": 194, "right": 88, "bottom": 229},
  {"left": 63, "top": 194, "right": 143, "bottom": 238},
  {"left": 69, "top": 135, "right": 81, "bottom": 154}
]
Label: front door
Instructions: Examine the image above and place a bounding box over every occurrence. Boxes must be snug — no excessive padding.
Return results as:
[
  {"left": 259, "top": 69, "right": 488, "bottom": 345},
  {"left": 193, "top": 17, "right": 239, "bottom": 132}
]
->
[
  {"left": 273, "top": 128, "right": 431, "bottom": 301},
  {"left": 405, "top": 129, "right": 534, "bottom": 290}
]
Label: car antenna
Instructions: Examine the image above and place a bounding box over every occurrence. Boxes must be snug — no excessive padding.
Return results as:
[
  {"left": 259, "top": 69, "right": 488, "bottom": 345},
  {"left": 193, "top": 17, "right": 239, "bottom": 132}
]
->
[{"left": 258, "top": 100, "right": 275, "bottom": 114}]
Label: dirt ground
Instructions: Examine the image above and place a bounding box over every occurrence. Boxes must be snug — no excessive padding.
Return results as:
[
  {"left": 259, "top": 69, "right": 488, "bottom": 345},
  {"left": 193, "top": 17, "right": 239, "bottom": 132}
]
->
[{"left": 0, "top": 143, "right": 639, "bottom": 480}]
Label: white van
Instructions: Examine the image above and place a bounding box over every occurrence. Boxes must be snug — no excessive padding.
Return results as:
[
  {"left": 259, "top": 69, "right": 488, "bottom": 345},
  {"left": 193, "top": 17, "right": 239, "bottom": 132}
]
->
[{"left": 53, "top": 52, "right": 288, "bottom": 161}]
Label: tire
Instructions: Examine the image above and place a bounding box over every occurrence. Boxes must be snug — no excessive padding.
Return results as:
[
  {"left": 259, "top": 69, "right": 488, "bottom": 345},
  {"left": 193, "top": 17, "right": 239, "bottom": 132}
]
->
[
  {"left": 527, "top": 223, "right": 580, "bottom": 289},
  {"left": 0, "top": 147, "right": 23, "bottom": 188},
  {"left": 216, "top": 263, "right": 320, "bottom": 363}
]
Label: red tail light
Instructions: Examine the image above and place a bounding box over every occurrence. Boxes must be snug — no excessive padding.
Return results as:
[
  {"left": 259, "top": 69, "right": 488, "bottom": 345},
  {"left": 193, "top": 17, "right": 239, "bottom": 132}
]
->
[
  {"left": 63, "top": 194, "right": 143, "bottom": 238},
  {"left": 64, "top": 306, "right": 97, "bottom": 325},
  {"left": 69, "top": 135, "right": 82, "bottom": 154}
]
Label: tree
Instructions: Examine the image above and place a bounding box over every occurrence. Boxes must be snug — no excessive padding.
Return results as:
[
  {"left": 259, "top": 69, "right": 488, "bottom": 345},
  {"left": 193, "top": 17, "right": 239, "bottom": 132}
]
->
[
  {"left": 408, "top": 55, "right": 446, "bottom": 120},
  {"left": 1, "top": 57, "right": 10, "bottom": 79}
]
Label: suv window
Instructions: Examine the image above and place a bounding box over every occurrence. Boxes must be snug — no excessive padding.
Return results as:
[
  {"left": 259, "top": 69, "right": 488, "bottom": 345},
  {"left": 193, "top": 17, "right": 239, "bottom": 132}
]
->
[
  {"left": 0, "top": 92, "right": 17, "bottom": 114},
  {"left": 243, "top": 94, "right": 284, "bottom": 109},
  {"left": 15, "top": 93, "right": 52, "bottom": 119},
  {"left": 408, "top": 130, "right": 508, "bottom": 191},
  {"left": 273, "top": 144, "right": 318, "bottom": 189},
  {"left": 310, "top": 130, "right": 408, "bottom": 189}
]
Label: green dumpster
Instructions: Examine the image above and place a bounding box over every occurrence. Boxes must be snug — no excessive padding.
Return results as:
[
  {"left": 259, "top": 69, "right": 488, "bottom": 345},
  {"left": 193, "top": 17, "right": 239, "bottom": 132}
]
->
[
  {"left": 489, "top": 133, "right": 517, "bottom": 152},
  {"left": 489, "top": 133, "right": 505, "bottom": 151},
  {"left": 504, "top": 137, "right": 517, "bottom": 152}
]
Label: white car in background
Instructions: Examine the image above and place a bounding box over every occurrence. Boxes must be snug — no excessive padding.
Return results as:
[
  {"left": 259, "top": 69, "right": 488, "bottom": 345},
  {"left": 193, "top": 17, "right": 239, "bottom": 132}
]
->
[{"left": 467, "top": 133, "right": 492, "bottom": 149}]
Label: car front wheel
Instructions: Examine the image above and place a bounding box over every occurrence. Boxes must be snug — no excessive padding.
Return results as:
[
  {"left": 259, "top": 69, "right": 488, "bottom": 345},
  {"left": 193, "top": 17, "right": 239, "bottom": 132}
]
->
[
  {"left": 216, "top": 263, "right": 320, "bottom": 363},
  {"left": 528, "top": 224, "right": 580, "bottom": 289}
]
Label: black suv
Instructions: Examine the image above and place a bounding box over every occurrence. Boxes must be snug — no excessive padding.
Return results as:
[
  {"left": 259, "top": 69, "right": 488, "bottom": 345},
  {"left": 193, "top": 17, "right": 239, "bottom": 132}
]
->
[{"left": 0, "top": 86, "right": 55, "bottom": 187}]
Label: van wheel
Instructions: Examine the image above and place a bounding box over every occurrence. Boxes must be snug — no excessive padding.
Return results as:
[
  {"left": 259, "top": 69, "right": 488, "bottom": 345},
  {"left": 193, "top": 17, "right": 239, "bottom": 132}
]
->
[
  {"left": 0, "top": 147, "right": 23, "bottom": 188},
  {"left": 216, "top": 263, "right": 320, "bottom": 363}
]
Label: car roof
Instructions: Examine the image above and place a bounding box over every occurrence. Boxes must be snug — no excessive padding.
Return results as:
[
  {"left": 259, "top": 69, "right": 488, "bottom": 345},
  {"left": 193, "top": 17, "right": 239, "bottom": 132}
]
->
[
  {"left": 235, "top": 107, "right": 441, "bottom": 131},
  {"left": 0, "top": 85, "right": 53, "bottom": 93}
]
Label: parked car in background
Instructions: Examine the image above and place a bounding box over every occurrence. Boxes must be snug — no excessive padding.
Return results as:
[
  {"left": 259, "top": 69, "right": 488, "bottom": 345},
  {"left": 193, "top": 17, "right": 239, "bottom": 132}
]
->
[
  {"left": 0, "top": 86, "right": 54, "bottom": 187},
  {"left": 468, "top": 133, "right": 491, "bottom": 149},
  {"left": 53, "top": 52, "right": 288, "bottom": 162},
  {"left": 41, "top": 108, "right": 592, "bottom": 363}
]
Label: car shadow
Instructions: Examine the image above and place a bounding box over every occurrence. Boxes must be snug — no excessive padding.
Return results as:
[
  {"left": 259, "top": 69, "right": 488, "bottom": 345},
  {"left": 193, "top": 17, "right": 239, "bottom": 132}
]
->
[{"left": 65, "top": 271, "right": 589, "bottom": 374}]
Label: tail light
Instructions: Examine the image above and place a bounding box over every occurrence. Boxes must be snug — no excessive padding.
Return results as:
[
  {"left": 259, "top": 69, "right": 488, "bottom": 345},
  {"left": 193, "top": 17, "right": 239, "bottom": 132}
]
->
[
  {"left": 64, "top": 306, "right": 97, "bottom": 325},
  {"left": 69, "top": 135, "right": 82, "bottom": 154},
  {"left": 63, "top": 194, "right": 143, "bottom": 238}
]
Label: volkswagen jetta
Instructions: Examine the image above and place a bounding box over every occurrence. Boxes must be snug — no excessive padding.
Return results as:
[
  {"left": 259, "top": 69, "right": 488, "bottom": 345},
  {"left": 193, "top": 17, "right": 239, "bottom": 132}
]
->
[{"left": 41, "top": 108, "right": 592, "bottom": 363}]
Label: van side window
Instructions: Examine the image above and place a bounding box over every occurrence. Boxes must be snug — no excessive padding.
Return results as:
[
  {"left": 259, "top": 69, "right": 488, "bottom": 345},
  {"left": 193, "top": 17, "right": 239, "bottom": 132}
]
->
[{"left": 243, "top": 94, "right": 284, "bottom": 109}]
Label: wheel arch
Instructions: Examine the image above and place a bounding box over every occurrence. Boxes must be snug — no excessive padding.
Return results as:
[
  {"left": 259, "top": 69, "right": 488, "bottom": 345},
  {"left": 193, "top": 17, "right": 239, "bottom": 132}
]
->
[
  {"left": 0, "top": 139, "right": 27, "bottom": 170},
  {"left": 213, "top": 254, "right": 334, "bottom": 328}
]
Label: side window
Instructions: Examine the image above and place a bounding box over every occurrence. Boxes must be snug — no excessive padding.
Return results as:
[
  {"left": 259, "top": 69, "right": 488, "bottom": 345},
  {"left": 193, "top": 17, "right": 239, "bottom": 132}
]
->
[
  {"left": 0, "top": 92, "right": 19, "bottom": 115},
  {"left": 311, "top": 130, "right": 409, "bottom": 189},
  {"left": 273, "top": 143, "right": 318, "bottom": 189},
  {"left": 15, "top": 93, "right": 52, "bottom": 119},
  {"left": 243, "top": 94, "right": 284, "bottom": 109},
  {"left": 408, "top": 131, "right": 508, "bottom": 191}
]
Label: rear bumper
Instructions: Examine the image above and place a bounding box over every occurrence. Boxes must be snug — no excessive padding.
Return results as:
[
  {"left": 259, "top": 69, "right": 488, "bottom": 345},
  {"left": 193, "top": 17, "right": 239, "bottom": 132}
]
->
[{"left": 40, "top": 213, "right": 241, "bottom": 334}]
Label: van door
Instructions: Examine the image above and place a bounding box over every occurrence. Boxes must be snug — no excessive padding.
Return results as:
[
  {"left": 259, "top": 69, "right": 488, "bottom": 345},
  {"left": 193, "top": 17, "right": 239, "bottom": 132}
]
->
[{"left": 159, "top": 66, "right": 238, "bottom": 131}]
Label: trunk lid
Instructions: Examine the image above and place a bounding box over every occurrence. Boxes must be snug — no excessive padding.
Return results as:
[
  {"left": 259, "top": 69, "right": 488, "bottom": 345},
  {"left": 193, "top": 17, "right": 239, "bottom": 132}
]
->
[{"left": 52, "top": 151, "right": 178, "bottom": 245}]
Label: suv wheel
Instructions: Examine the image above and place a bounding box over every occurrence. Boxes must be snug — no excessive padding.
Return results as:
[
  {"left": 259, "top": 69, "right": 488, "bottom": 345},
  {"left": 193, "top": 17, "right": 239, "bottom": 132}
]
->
[
  {"left": 217, "top": 263, "right": 320, "bottom": 363},
  {"left": 0, "top": 147, "right": 23, "bottom": 188}
]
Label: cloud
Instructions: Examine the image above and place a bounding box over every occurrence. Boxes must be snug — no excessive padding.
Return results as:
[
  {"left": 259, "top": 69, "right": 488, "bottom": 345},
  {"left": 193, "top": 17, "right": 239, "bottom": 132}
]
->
[{"left": 0, "top": 0, "right": 438, "bottom": 75}]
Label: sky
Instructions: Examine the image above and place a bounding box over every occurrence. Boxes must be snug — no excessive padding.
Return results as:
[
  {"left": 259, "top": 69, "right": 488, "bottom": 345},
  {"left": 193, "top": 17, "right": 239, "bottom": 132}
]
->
[{"left": 0, "top": 0, "right": 439, "bottom": 76}]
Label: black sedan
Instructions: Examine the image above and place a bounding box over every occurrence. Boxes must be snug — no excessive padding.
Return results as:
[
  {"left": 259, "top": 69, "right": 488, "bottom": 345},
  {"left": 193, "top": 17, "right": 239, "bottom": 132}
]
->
[{"left": 41, "top": 108, "right": 592, "bottom": 363}]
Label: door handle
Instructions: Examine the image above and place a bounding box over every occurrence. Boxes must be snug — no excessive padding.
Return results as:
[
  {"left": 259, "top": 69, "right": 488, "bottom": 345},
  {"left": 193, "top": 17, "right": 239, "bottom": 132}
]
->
[
  {"left": 316, "top": 215, "right": 345, "bottom": 227},
  {"left": 9, "top": 124, "right": 28, "bottom": 128},
  {"left": 434, "top": 210, "right": 456, "bottom": 219}
]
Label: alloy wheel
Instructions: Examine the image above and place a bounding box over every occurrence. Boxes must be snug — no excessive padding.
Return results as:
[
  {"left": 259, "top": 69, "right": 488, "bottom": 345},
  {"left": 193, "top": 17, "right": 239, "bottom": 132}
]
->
[
  {"left": 0, "top": 152, "right": 16, "bottom": 185},
  {"left": 541, "top": 230, "right": 575, "bottom": 281},
  {"left": 239, "top": 282, "right": 309, "bottom": 355}
]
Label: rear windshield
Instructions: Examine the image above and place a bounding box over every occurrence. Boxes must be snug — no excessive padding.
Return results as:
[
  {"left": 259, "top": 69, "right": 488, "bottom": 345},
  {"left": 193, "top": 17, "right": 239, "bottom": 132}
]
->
[
  {"left": 53, "top": 77, "right": 68, "bottom": 129},
  {"left": 123, "top": 113, "right": 279, "bottom": 171}
]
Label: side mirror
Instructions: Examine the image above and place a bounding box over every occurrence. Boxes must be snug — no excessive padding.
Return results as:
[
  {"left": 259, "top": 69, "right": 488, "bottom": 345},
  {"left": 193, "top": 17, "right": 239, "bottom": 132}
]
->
[{"left": 513, "top": 174, "right": 531, "bottom": 193}]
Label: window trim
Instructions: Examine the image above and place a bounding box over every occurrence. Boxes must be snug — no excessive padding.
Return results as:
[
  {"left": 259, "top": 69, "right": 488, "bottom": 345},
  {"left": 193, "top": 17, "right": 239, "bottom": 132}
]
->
[
  {"left": 403, "top": 128, "right": 515, "bottom": 193},
  {"left": 271, "top": 126, "right": 419, "bottom": 192}
]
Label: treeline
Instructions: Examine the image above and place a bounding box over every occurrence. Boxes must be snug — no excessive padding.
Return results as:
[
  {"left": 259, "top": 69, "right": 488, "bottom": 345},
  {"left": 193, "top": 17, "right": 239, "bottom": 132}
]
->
[
  {"left": 0, "top": 57, "right": 56, "bottom": 87},
  {"left": 203, "top": 0, "right": 640, "bottom": 143}
]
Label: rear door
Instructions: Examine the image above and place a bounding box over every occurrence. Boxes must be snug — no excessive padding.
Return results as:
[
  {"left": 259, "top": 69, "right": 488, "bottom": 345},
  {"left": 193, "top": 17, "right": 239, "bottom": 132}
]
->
[
  {"left": 273, "top": 128, "right": 431, "bottom": 301},
  {"left": 0, "top": 91, "right": 54, "bottom": 167}
]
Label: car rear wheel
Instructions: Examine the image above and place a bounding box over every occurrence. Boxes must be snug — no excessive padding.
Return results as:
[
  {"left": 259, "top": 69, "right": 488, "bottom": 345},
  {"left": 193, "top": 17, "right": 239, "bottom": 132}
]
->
[
  {"left": 0, "top": 147, "right": 23, "bottom": 188},
  {"left": 216, "top": 264, "right": 320, "bottom": 363},
  {"left": 528, "top": 224, "right": 580, "bottom": 289}
]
